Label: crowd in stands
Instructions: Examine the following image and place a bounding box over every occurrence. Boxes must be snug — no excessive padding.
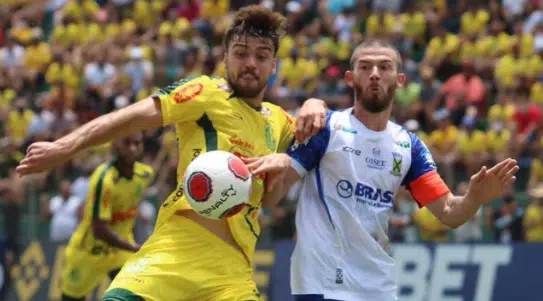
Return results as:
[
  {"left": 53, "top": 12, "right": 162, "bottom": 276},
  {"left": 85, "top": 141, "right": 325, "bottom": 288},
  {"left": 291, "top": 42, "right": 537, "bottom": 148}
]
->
[{"left": 1, "top": 1, "right": 543, "bottom": 274}]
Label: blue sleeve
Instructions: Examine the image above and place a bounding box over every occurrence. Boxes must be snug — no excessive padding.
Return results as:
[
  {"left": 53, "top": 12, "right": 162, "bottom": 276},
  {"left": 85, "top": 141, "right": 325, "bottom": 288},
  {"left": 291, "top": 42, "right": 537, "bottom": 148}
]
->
[
  {"left": 401, "top": 131, "right": 438, "bottom": 186},
  {"left": 286, "top": 110, "right": 333, "bottom": 176}
]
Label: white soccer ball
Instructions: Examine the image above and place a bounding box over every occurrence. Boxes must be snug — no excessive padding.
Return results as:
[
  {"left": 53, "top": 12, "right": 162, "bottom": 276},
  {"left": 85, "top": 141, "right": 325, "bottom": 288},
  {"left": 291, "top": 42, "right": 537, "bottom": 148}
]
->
[{"left": 183, "top": 150, "right": 252, "bottom": 220}]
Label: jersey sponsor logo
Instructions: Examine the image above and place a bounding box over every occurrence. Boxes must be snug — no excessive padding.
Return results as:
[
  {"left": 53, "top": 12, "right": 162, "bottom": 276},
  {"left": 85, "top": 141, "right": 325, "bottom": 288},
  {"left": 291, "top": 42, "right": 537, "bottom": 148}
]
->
[
  {"left": 334, "top": 124, "right": 357, "bottom": 134},
  {"left": 264, "top": 123, "right": 276, "bottom": 151},
  {"left": 342, "top": 146, "right": 361, "bottom": 156},
  {"left": 229, "top": 137, "right": 255, "bottom": 151},
  {"left": 186, "top": 171, "right": 213, "bottom": 202},
  {"left": 395, "top": 140, "right": 410, "bottom": 148},
  {"left": 391, "top": 152, "right": 403, "bottom": 176},
  {"left": 335, "top": 268, "right": 344, "bottom": 284},
  {"left": 366, "top": 157, "right": 386, "bottom": 169},
  {"left": 173, "top": 83, "right": 203, "bottom": 103},
  {"left": 336, "top": 179, "right": 394, "bottom": 206},
  {"left": 112, "top": 207, "right": 138, "bottom": 222},
  {"left": 228, "top": 156, "right": 250, "bottom": 181}
]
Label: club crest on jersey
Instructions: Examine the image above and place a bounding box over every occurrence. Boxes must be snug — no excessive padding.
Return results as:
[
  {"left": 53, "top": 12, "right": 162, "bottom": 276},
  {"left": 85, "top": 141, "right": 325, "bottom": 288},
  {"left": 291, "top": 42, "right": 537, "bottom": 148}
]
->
[
  {"left": 228, "top": 156, "right": 250, "bottom": 181},
  {"left": 187, "top": 171, "right": 213, "bottom": 202},
  {"left": 264, "top": 123, "right": 276, "bottom": 151},
  {"left": 391, "top": 152, "right": 403, "bottom": 176}
]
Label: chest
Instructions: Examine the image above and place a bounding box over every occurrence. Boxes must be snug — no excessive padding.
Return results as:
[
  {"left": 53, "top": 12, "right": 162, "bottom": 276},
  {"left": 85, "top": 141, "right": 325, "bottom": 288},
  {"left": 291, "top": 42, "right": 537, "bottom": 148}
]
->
[
  {"left": 321, "top": 130, "right": 412, "bottom": 208},
  {"left": 207, "top": 100, "right": 281, "bottom": 158},
  {"left": 108, "top": 178, "right": 144, "bottom": 210}
]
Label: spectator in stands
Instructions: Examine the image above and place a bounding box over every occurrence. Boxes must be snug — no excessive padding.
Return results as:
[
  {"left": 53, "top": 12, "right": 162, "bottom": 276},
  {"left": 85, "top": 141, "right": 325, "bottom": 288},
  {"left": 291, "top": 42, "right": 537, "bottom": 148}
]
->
[
  {"left": 41, "top": 180, "right": 83, "bottom": 243},
  {"left": 411, "top": 206, "right": 450, "bottom": 243},
  {"left": 438, "top": 60, "right": 485, "bottom": 117},
  {"left": 488, "top": 193, "right": 525, "bottom": 243},
  {"left": 523, "top": 185, "right": 543, "bottom": 242},
  {"left": 512, "top": 85, "right": 542, "bottom": 157},
  {"left": 430, "top": 108, "right": 458, "bottom": 186}
]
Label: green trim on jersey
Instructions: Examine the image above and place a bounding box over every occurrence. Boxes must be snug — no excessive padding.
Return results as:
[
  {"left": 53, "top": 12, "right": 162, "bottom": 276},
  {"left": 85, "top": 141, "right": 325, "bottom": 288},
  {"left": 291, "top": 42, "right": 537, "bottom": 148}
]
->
[
  {"left": 92, "top": 164, "right": 113, "bottom": 219},
  {"left": 196, "top": 113, "right": 217, "bottom": 151}
]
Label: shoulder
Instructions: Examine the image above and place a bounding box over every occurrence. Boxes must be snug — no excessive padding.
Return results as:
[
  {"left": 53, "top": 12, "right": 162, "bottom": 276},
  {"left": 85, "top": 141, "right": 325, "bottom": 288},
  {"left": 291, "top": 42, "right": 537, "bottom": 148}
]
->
[
  {"left": 261, "top": 102, "right": 295, "bottom": 126},
  {"left": 153, "top": 75, "right": 231, "bottom": 99},
  {"left": 91, "top": 162, "right": 115, "bottom": 184},
  {"left": 134, "top": 162, "right": 154, "bottom": 179}
]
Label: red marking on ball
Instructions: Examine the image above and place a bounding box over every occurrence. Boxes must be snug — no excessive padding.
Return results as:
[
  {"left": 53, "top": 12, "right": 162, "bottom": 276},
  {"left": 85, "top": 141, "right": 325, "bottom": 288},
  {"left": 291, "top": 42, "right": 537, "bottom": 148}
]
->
[
  {"left": 222, "top": 204, "right": 246, "bottom": 218},
  {"left": 228, "top": 156, "right": 250, "bottom": 181},
  {"left": 187, "top": 172, "right": 212, "bottom": 202}
]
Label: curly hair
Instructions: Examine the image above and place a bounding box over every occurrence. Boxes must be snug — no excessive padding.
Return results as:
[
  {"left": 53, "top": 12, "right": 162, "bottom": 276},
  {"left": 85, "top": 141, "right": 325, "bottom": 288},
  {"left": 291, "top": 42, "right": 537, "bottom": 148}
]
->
[{"left": 223, "top": 5, "right": 287, "bottom": 55}]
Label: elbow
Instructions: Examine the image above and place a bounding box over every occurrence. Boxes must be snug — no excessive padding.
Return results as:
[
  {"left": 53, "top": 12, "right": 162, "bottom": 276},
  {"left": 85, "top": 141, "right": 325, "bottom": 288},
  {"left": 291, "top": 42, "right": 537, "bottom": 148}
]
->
[{"left": 91, "top": 220, "right": 106, "bottom": 239}]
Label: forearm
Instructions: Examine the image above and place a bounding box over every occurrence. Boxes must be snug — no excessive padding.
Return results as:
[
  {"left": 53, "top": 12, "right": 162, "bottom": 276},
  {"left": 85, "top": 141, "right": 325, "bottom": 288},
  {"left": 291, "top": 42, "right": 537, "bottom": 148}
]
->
[
  {"left": 429, "top": 193, "right": 482, "bottom": 228},
  {"left": 92, "top": 222, "right": 138, "bottom": 252},
  {"left": 261, "top": 167, "right": 301, "bottom": 208},
  {"left": 56, "top": 97, "right": 162, "bottom": 155}
]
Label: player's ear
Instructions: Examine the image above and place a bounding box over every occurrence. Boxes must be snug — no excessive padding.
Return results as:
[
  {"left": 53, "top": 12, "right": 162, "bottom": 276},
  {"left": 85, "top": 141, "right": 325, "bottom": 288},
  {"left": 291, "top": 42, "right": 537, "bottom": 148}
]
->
[
  {"left": 345, "top": 70, "right": 354, "bottom": 88},
  {"left": 272, "top": 58, "right": 277, "bottom": 75},
  {"left": 397, "top": 73, "right": 406, "bottom": 88}
]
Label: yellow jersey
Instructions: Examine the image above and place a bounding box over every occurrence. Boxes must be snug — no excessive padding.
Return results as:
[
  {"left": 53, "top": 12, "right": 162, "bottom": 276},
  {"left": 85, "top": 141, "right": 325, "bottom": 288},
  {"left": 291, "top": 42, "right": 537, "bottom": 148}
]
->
[
  {"left": 412, "top": 207, "right": 449, "bottom": 242},
  {"left": 152, "top": 75, "right": 295, "bottom": 265},
  {"left": 68, "top": 162, "right": 154, "bottom": 255},
  {"left": 524, "top": 204, "right": 543, "bottom": 242}
]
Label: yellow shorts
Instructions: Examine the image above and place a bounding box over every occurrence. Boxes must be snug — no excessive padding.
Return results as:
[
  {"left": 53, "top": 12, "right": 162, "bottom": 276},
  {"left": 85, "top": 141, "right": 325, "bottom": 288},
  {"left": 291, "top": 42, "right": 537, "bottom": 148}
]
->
[
  {"left": 62, "top": 247, "right": 133, "bottom": 298},
  {"left": 102, "top": 215, "right": 260, "bottom": 301}
]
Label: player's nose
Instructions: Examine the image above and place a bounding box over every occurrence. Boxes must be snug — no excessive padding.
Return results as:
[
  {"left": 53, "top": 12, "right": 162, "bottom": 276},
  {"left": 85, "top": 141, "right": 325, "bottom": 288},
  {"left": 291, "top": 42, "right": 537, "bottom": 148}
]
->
[
  {"left": 370, "top": 66, "right": 380, "bottom": 80},
  {"left": 244, "top": 55, "right": 258, "bottom": 69}
]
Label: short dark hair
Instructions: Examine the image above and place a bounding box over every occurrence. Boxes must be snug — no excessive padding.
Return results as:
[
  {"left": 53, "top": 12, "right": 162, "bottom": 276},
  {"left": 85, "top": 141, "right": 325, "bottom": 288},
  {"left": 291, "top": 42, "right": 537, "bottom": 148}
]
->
[
  {"left": 349, "top": 39, "right": 403, "bottom": 71},
  {"left": 223, "top": 5, "right": 287, "bottom": 55}
]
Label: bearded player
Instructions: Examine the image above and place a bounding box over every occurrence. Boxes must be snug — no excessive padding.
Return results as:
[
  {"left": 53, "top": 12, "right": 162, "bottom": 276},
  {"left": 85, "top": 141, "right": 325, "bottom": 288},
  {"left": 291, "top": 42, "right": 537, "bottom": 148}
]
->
[
  {"left": 61, "top": 133, "right": 153, "bottom": 301},
  {"left": 17, "top": 6, "right": 327, "bottom": 301},
  {"left": 244, "top": 40, "right": 519, "bottom": 301}
]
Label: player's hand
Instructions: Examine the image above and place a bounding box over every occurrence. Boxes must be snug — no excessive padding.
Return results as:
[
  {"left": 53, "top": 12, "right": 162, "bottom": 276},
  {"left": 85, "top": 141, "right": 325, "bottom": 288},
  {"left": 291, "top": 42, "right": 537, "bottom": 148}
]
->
[
  {"left": 242, "top": 154, "right": 291, "bottom": 192},
  {"left": 16, "top": 141, "right": 73, "bottom": 176},
  {"left": 131, "top": 244, "right": 141, "bottom": 253},
  {"left": 295, "top": 98, "right": 327, "bottom": 143},
  {"left": 466, "top": 158, "right": 519, "bottom": 204}
]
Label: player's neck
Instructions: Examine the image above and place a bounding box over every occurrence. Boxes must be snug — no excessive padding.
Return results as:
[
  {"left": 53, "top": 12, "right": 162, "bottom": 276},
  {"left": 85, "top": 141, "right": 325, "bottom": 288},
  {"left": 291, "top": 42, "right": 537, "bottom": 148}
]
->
[
  {"left": 114, "top": 160, "right": 135, "bottom": 178},
  {"left": 352, "top": 104, "right": 391, "bottom": 132},
  {"left": 241, "top": 89, "right": 265, "bottom": 110}
]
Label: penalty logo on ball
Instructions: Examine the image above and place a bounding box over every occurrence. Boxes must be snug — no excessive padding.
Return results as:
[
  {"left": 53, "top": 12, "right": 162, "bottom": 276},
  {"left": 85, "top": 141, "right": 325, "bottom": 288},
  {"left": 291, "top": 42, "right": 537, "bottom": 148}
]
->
[
  {"left": 187, "top": 172, "right": 213, "bottom": 202},
  {"left": 228, "top": 156, "right": 250, "bottom": 181}
]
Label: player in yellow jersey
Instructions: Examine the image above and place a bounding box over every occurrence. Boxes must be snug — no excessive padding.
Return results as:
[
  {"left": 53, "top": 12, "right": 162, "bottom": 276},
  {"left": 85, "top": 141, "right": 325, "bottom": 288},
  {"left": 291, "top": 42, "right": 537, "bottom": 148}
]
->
[
  {"left": 61, "top": 132, "right": 154, "bottom": 301},
  {"left": 16, "top": 6, "right": 326, "bottom": 301}
]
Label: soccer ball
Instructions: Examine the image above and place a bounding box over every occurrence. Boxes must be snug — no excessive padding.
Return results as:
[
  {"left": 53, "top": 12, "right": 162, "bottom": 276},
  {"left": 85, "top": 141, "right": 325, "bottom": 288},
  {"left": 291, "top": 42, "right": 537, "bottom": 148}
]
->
[{"left": 183, "top": 150, "right": 252, "bottom": 220}]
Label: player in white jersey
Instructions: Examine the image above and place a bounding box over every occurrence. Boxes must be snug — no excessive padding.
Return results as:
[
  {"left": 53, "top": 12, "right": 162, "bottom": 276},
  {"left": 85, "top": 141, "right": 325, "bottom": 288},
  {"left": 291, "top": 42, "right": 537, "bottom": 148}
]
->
[{"left": 243, "top": 39, "right": 519, "bottom": 301}]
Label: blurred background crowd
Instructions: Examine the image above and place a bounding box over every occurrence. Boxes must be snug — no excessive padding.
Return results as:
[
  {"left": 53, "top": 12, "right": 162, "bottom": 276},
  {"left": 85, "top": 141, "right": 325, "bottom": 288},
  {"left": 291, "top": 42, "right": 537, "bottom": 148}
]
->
[{"left": 2, "top": 0, "right": 543, "bottom": 288}]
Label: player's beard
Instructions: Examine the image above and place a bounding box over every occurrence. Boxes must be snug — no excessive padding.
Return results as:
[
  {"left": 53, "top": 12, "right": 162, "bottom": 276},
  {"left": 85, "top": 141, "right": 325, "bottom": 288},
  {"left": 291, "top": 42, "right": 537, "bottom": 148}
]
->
[
  {"left": 227, "top": 70, "right": 267, "bottom": 98},
  {"left": 355, "top": 82, "right": 397, "bottom": 113}
]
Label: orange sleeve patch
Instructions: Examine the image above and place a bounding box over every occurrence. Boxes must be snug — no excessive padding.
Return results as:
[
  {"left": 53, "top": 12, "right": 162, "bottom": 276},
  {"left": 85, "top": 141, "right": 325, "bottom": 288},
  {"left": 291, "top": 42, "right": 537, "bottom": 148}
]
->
[{"left": 408, "top": 170, "right": 450, "bottom": 207}]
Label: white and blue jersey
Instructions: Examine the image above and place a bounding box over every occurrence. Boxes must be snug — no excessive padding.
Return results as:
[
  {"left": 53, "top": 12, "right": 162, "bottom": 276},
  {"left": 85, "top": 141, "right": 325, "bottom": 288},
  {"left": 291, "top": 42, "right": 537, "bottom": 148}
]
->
[{"left": 287, "top": 108, "right": 449, "bottom": 301}]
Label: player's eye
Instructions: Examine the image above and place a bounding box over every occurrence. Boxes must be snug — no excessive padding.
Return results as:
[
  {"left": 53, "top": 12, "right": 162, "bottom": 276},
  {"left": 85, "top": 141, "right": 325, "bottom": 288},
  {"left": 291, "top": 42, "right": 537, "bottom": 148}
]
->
[
  {"left": 235, "top": 51, "right": 248, "bottom": 58},
  {"left": 257, "top": 54, "right": 269, "bottom": 61}
]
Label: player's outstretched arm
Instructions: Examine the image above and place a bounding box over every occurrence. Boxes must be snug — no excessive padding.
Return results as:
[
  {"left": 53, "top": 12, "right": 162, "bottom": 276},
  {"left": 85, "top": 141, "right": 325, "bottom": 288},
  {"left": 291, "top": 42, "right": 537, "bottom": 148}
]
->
[
  {"left": 426, "top": 158, "right": 519, "bottom": 228},
  {"left": 92, "top": 219, "right": 140, "bottom": 252},
  {"left": 17, "top": 97, "right": 163, "bottom": 176}
]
